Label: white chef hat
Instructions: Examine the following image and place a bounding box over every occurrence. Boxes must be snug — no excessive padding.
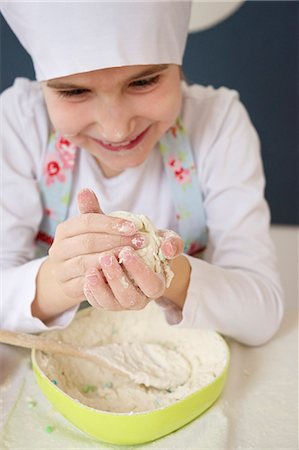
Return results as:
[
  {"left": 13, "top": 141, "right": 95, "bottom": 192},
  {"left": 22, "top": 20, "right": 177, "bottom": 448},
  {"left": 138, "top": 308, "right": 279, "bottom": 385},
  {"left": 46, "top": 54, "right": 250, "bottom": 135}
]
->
[{"left": 1, "top": 1, "right": 192, "bottom": 81}]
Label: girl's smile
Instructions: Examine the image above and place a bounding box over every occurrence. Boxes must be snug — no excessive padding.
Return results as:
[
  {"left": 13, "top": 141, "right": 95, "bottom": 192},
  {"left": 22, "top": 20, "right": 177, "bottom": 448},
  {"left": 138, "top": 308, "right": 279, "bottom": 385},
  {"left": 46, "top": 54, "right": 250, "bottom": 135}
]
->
[
  {"left": 90, "top": 125, "right": 151, "bottom": 152},
  {"left": 42, "top": 64, "right": 182, "bottom": 177}
]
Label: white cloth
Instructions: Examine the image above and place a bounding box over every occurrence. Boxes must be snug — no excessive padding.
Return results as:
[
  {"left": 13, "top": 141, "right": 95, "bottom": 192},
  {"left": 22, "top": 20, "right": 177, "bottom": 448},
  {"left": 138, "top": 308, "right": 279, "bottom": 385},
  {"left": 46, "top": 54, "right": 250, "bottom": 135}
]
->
[
  {"left": 0, "top": 78, "right": 284, "bottom": 344},
  {"left": 0, "top": 1, "right": 191, "bottom": 81}
]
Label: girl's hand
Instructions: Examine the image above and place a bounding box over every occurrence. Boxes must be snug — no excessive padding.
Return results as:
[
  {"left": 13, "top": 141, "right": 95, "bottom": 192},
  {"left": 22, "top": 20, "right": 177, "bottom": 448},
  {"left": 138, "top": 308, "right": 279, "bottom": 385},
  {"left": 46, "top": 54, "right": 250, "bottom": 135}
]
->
[
  {"left": 83, "top": 224, "right": 184, "bottom": 311},
  {"left": 47, "top": 189, "right": 147, "bottom": 302},
  {"left": 158, "top": 229, "right": 184, "bottom": 260}
]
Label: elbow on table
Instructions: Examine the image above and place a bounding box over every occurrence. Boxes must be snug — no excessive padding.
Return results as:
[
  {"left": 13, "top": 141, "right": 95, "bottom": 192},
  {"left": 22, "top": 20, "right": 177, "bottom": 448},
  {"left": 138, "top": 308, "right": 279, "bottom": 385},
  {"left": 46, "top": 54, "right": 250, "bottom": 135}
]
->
[{"left": 242, "top": 286, "right": 285, "bottom": 347}]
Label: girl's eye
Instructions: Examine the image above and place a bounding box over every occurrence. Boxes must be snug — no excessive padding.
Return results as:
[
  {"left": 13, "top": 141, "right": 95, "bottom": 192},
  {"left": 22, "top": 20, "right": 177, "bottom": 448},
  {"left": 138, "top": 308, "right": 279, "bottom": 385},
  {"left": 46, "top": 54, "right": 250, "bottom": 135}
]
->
[
  {"left": 130, "top": 75, "right": 160, "bottom": 90},
  {"left": 58, "top": 89, "right": 89, "bottom": 98}
]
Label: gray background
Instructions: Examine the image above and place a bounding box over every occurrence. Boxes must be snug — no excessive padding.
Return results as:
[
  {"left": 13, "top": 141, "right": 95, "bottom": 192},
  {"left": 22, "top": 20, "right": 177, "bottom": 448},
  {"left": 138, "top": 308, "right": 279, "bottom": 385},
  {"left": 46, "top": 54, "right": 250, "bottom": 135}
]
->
[{"left": 1, "top": 1, "right": 298, "bottom": 224}]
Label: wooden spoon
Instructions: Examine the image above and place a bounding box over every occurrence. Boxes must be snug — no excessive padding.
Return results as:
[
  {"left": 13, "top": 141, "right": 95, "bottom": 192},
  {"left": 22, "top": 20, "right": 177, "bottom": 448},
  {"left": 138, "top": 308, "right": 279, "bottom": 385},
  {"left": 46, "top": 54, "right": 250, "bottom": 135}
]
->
[{"left": 0, "top": 329, "right": 190, "bottom": 390}]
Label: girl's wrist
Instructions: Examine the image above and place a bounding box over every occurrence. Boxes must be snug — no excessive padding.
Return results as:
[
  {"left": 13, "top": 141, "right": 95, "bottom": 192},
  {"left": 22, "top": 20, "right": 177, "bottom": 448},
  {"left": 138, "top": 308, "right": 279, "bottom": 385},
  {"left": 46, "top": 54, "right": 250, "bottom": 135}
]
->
[{"left": 163, "top": 255, "right": 191, "bottom": 309}]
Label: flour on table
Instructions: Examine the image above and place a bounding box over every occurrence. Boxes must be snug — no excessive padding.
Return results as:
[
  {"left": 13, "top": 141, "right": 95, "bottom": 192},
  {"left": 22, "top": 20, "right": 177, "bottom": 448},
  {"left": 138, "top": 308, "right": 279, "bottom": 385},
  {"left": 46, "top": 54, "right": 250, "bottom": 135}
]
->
[
  {"left": 36, "top": 303, "right": 229, "bottom": 414},
  {"left": 110, "top": 211, "right": 174, "bottom": 287}
]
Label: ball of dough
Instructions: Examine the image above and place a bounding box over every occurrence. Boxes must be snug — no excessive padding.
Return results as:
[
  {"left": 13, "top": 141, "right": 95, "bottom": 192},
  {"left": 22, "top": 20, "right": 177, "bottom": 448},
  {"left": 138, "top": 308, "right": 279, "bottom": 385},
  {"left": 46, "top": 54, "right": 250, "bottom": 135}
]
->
[{"left": 110, "top": 211, "right": 174, "bottom": 288}]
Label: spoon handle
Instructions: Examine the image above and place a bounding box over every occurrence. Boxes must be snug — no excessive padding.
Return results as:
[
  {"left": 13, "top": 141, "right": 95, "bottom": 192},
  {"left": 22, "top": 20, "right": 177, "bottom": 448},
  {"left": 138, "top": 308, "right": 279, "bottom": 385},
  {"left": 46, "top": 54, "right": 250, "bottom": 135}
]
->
[{"left": 0, "top": 329, "right": 85, "bottom": 359}]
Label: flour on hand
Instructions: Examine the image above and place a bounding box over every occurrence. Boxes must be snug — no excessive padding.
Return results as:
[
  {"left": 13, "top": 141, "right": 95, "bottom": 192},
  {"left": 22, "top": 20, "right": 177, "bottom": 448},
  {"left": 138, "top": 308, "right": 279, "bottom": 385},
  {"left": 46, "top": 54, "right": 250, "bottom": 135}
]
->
[{"left": 110, "top": 211, "right": 174, "bottom": 287}]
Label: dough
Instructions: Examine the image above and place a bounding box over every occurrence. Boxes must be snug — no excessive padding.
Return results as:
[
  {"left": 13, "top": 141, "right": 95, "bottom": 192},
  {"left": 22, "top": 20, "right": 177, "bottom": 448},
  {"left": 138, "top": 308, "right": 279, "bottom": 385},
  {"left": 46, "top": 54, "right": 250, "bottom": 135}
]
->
[
  {"left": 36, "top": 303, "right": 229, "bottom": 413},
  {"left": 110, "top": 211, "right": 174, "bottom": 287}
]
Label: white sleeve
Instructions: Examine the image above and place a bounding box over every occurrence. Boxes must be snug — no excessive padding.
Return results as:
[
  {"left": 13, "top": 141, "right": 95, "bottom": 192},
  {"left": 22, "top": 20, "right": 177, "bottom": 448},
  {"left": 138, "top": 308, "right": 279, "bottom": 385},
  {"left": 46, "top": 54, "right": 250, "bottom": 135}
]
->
[
  {"left": 179, "top": 92, "right": 284, "bottom": 346},
  {"left": 1, "top": 80, "right": 77, "bottom": 332}
]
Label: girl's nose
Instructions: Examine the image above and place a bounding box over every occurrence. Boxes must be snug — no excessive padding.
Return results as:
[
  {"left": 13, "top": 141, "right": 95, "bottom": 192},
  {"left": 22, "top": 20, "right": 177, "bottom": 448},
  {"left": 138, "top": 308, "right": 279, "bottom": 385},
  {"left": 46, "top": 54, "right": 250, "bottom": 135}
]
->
[{"left": 93, "top": 97, "right": 135, "bottom": 143}]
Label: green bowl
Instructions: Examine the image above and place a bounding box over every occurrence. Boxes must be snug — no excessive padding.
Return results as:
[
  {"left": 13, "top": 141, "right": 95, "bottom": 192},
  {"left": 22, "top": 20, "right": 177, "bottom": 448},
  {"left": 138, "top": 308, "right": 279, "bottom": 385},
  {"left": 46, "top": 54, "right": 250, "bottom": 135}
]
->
[{"left": 31, "top": 338, "right": 229, "bottom": 445}]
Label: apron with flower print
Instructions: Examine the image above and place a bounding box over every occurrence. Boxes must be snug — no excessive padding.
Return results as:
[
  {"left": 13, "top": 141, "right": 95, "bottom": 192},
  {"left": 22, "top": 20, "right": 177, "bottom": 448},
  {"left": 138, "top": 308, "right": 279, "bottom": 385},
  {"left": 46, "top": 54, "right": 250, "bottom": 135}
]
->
[{"left": 35, "top": 118, "right": 208, "bottom": 256}]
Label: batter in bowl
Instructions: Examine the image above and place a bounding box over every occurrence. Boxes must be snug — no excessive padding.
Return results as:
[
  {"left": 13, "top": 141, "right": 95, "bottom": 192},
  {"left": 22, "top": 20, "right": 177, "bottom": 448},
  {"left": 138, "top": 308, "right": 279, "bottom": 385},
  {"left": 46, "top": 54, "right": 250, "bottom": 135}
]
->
[{"left": 36, "top": 304, "right": 229, "bottom": 413}]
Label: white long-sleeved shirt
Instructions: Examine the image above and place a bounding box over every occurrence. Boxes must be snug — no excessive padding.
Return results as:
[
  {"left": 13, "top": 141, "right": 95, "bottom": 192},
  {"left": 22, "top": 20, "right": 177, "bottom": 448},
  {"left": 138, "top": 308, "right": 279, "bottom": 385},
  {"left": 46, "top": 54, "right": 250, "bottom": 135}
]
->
[{"left": 0, "top": 78, "right": 284, "bottom": 345}]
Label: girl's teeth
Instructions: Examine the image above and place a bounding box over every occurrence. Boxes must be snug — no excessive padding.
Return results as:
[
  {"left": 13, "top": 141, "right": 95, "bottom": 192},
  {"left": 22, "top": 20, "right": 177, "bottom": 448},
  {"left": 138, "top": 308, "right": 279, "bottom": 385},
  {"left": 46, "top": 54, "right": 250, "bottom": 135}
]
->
[{"left": 102, "top": 139, "right": 131, "bottom": 147}]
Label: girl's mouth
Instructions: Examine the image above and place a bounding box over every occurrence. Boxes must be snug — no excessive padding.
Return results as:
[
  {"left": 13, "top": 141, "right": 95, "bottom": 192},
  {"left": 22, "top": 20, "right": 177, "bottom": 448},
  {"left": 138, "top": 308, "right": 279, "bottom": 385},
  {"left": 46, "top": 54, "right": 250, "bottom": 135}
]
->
[{"left": 91, "top": 126, "right": 150, "bottom": 152}]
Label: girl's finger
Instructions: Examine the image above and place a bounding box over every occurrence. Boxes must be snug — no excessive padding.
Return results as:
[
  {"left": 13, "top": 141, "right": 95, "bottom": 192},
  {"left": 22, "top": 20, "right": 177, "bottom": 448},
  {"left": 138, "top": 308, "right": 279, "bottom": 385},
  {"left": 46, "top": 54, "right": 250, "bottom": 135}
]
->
[
  {"left": 159, "top": 230, "right": 184, "bottom": 259},
  {"left": 49, "top": 232, "right": 148, "bottom": 260},
  {"left": 77, "top": 188, "right": 103, "bottom": 214},
  {"left": 55, "top": 213, "right": 137, "bottom": 241},
  {"left": 118, "top": 247, "right": 165, "bottom": 299},
  {"left": 54, "top": 245, "right": 130, "bottom": 281},
  {"left": 98, "top": 253, "right": 149, "bottom": 310},
  {"left": 83, "top": 285, "right": 100, "bottom": 309},
  {"left": 84, "top": 268, "right": 122, "bottom": 310}
]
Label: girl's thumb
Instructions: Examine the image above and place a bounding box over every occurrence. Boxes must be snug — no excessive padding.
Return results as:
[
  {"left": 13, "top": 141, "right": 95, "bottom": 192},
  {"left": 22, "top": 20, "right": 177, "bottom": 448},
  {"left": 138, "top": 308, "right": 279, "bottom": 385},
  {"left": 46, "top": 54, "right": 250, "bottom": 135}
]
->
[{"left": 77, "top": 188, "right": 103, "bottom": 214}]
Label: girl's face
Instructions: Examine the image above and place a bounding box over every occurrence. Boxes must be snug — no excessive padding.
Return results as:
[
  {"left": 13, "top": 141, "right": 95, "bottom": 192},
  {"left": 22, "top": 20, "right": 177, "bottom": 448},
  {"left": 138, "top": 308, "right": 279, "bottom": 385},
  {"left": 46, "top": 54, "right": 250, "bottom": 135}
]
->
[{"left": 42, "top": 64, "right": 182, "bottom": 177}]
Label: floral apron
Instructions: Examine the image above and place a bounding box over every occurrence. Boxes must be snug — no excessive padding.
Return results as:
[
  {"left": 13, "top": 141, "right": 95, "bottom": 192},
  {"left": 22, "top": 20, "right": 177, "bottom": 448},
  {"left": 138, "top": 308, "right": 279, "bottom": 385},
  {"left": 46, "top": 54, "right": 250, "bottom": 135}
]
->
[{"left": 36, "top": 118, "right": 208, "bottom": 256}]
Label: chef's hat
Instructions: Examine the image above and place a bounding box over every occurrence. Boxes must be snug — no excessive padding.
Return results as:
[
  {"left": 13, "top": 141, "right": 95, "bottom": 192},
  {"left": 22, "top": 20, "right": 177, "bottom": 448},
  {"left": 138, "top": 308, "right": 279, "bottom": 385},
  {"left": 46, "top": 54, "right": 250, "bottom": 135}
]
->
[{"left": 1, "top": 1, "right": 191, "bottom": 81}]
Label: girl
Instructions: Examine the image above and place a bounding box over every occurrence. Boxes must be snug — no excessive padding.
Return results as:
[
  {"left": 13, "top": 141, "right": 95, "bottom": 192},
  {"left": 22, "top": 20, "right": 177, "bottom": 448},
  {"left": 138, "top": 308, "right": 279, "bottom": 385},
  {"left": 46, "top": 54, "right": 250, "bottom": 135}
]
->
[{"left": 1, "top": 2, "right": 283, "bottom": 345}]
